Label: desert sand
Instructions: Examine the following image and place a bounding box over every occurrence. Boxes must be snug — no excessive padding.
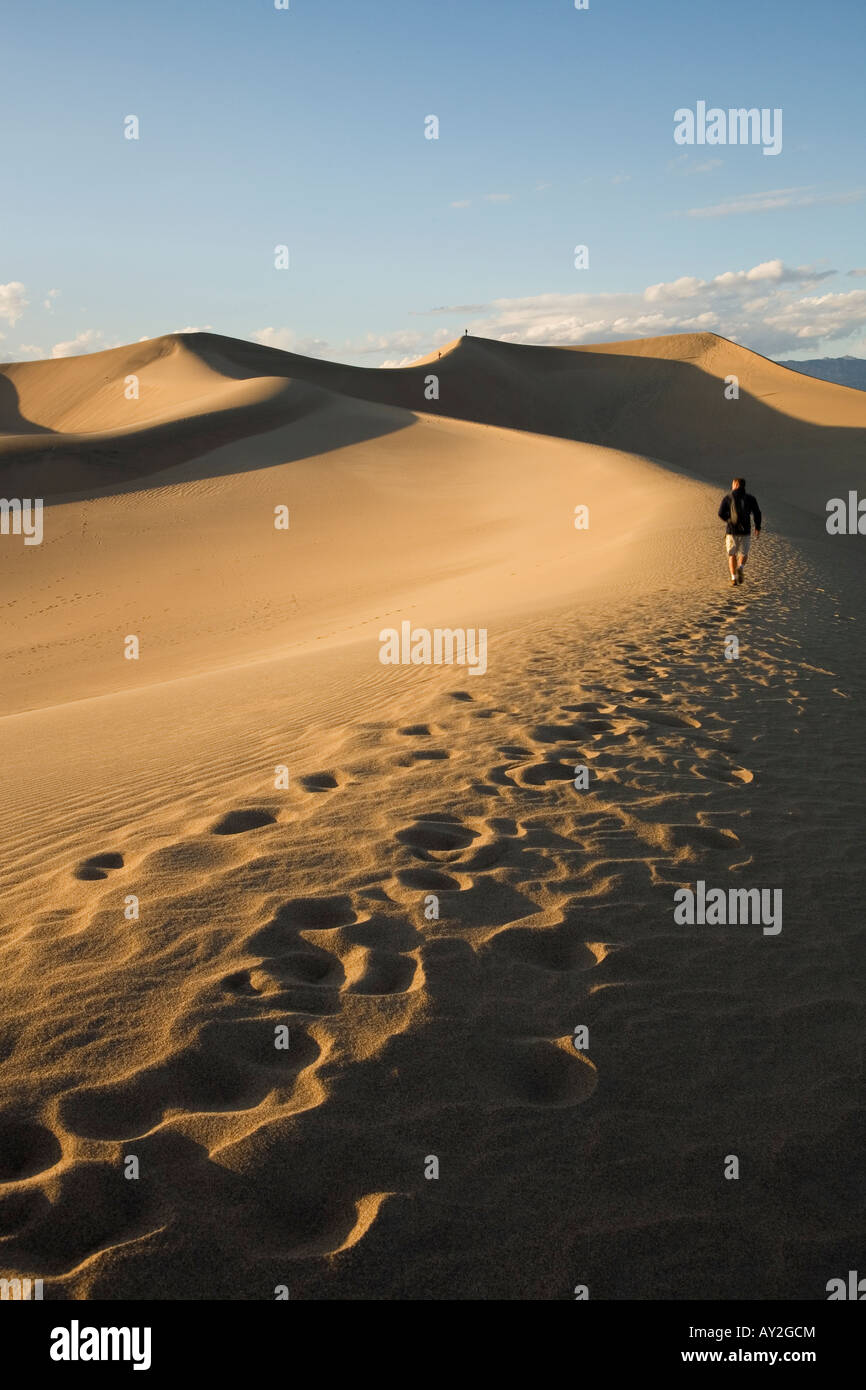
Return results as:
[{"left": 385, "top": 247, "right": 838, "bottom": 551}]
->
[{"left": 0, "top": 331, "right": 863, "bottom": 1299}]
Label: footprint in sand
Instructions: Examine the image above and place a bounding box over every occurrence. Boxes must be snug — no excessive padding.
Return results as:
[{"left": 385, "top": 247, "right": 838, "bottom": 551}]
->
[
  {"left": 0, "top": 1161, "right": 157, "bottom": 1273},
  {"left": 666, "top": 824, "right": 741, "bottom": 851},
  {"left": 235, "top": 896, "right": 370, "bottom": 1016},
  {"left": 73, "top": 851, "right": 124, "bottom": 881},
  {"left": 396, "top": 867, "right": 461, "bottom": 891},
  {"left": 247, "top": 969, "right": 343, "bottom": 1017},
  {"left": 495, "top": 1037, "right": 598, "bottom": 1108},
  {"left": 407, "top": 810, "right": 510, "bottom": 860},
  {"left": 244, "top": 1186, "right": 400, "bottom": 1262},
  {"left": 220, "top": 969, "right": 261, "bottom": 996},
  {"left": 396, "top": 817, "right": 480, "bottom": 856},
  {"left": 342, "top": 945, "right": 419, "bottom": 996},
  {"left": 484, "top": 923, "right": 606, "bottom": 974},
  {"left": 689, "top": 755, "right": 754, "bottom": 785},
  {"left": 247, "top": 895, "right": 358, "bottom": 955},
  {"left": 298, "top": 772, "right": 340, "bottom": 792},
  {"left": 529, "top": 721, "right": 586, "bottom": 742},
  {"left": 0, "top": 1117, "right": 63, "bottom": 1181},
  {"left": 284, "top": 951, "right": 340, "bottom": 984},
  {"left": 210, "top": 808, "right": 277, "bottom": 835},
  {"left": 59, "top": 1024, "right": 321, "bottom": 1140},
  {"left": 519, "top": 759, "right": 578, "bottom": 787}
]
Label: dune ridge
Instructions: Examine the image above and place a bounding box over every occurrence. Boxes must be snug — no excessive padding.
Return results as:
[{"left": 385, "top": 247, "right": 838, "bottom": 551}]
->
[{"left": 3, "top": 329, "right": 865, "bottom": 506}]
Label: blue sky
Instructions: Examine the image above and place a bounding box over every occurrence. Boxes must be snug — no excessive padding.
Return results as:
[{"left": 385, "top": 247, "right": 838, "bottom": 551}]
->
[{"left": 2, "top": 0, "right": 864, "bottom": 364}]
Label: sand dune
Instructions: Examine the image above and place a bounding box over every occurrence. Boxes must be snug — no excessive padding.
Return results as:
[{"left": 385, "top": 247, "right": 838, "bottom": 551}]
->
[
  {"left": 0, "top": 332, "right": 862, "bottom": 1300},
  {"left": 3, "top": 328, "right": 865, "bottom": 508}
]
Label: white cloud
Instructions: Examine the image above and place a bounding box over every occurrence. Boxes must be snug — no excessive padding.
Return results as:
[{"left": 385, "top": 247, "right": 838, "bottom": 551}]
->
[
  {"left": 349, "top": 326, "right": 454, "bottom": 360},
  {"left": 172, "top": 324, "right": 214, "bottom": 334},
  {"left": 410, "top": 303, "right": 488, "bottom": 316},
  {"left": 251, "top": 327, "right": 294, "bottom": 350},
  {"left": 394, "top": 260, "right": 866, "bottom": 359},
  {"left": 669, "top": 154, "right": 723, "bottom": 175},
  {"left": 44, "top": 288, "right": 60, "bottom": 311},
  {"left": 644, "top": 276, "right": 705, "bottom": 303},
  {"left": 453, "top": 182, "right": 557, "bottom": 209},
  {"left": 644, "top": 261, "right": 833, "bottom": 306},
  {"left": 762, "top": 290, "right": 866, "bottom": 343},
  {"left": 296, "top": 337, "right": 329, "bottom": 357},
  {"left": 847, "top": 268, "right": 866, "bottom": 278},
  {"left": 51, "top": 329, "right": 104, "bottom": 358},
  {"left": 250, "top": 327, "right": 328, "bottom": 356},
  {"left": 685, "top": 186, "right": 865, "bottom": 218},
  {"left": 0, "top": 282, "right": 28, "bottom": 326},
  {"left": 349, "top": 329, "right": 428, "bottom": 357}
]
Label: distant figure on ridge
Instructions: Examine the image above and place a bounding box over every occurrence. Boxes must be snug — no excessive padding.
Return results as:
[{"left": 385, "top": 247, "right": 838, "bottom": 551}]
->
[{"left": 718, "top": 477, "right": 761, "bottom": 586}]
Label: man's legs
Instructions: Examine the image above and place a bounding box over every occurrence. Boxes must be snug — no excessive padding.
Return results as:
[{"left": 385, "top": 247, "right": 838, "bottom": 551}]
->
[
  {"left": 736, "top": 536, "right": 751, "bottom": 581},
  {"left": 726, "top": 535, "right": 750, "bottom": 582},
  {"left": 726, "top": 536, "right": 738, "bottom": 581}
]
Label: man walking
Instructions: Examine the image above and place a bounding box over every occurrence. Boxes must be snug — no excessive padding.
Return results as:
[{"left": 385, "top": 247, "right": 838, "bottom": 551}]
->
[{"left": 719, "top": 477, "right": 761, "bottom": 585}]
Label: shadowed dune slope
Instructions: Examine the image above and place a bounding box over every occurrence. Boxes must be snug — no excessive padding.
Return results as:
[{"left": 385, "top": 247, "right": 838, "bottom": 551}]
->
[{"left": 1, "top": 331, "right": 864, "bottom": 510}]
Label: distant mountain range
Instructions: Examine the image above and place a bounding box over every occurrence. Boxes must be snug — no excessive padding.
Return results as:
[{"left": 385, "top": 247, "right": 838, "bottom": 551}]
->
[{"left": 776, "top": 356, "right": 866, "bottom": 391}]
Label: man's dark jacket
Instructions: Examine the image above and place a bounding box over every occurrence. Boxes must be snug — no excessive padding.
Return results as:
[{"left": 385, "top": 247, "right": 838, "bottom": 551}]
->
[{"left": 719, "top": 489, "right": 761, "bottom": 535}]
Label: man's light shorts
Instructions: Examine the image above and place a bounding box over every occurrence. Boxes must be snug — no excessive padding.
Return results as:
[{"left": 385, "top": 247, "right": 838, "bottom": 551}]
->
[{"left": 725, "top": 534, "right": 751, "bottom": 558}]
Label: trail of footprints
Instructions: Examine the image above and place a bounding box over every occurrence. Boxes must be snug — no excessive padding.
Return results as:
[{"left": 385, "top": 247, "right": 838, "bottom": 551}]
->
[{"left": 5, "top": 611, "right": 776, "bottom": 1285}]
